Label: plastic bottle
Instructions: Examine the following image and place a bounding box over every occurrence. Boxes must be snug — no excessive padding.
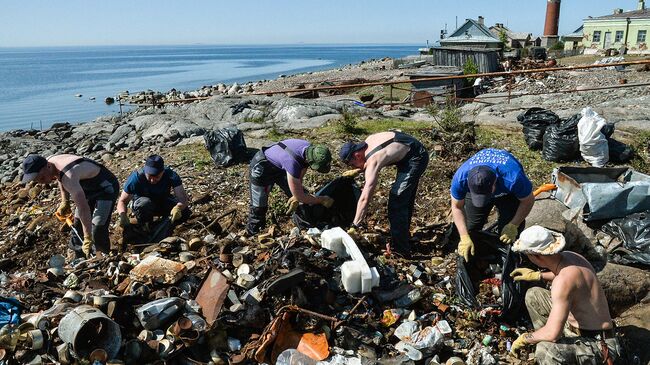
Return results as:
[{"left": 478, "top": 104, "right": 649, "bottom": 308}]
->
[{"left": 275, "top": 349, "right": 318, "bottom": 365}]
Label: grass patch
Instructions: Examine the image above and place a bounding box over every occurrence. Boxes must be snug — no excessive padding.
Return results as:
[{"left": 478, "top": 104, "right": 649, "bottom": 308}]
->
[
  {"left": 267, "top": 123, "right": 286, "bottom": 141},
  {"left": 323, "top": 118, "right": 433, "bottom": 138},
  {"left": 174, "top": 144, "right": 214, "bottom": 171},
  {"left": 243, "top": 116, "right": 265, "bottom": 124}
]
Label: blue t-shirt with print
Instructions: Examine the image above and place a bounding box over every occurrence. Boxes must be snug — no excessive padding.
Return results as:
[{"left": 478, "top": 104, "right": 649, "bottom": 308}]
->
[
  {"left": 450, "top": 148, "right": 532, "bottom": 200},
  {"left": 123, "top": 167, "right": 182, "bottom": 202}
]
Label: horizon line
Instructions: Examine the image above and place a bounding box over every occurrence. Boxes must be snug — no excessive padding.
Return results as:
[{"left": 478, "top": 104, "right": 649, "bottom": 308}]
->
[{"left": 0, "top": 42, "right": 423, "bottom": 50}]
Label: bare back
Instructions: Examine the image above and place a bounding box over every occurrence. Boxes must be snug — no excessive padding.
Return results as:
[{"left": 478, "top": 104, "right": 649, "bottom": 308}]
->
[
  {"left": 364, "top": 132, "right": 410, "bottom": 169},
  {"left": 48, "top": 154, "right": 101, "bottom": 184},
  {"left": 555, "top": 251, "right": 613, "bottom": 330}
]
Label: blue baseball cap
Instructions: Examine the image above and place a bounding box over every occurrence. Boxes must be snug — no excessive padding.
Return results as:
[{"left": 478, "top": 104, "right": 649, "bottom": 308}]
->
[
  {"left": 339, "top": 141, "right": 367, "bottom": 163},
  {"left": 467, "top": 166, "right": 497, "bottom": 208},
  {"left": 21, "top": 154, "right": 48, "bottom": 184},
  {"left": 144, "top": 155, "right": 165, "bottom": 175}
]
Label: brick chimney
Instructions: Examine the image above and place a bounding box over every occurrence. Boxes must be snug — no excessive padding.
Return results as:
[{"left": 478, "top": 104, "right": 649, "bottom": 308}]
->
[
  {"left": 478, "top": 16, "right": 484, "bottom": 25},
  {"left": 614, "top": 8, "right": 623, "bottom": 14},
  {"left": 639, "top": 0, "right": 645, "bottom": 10}
]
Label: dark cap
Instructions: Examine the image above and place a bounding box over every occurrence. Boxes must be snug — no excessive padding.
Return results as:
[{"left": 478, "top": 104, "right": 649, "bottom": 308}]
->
[
  {"left": 21, "top": 154, "right": 48, "bottom": 184},
  {"left": 467, "top": 166, "right": 497, "bottom": 208},
  {"left": 144, "top": 155, "right": 165, "bottom": 176},
  {"left": 339, "top": 141, "right": 368, "bottom": 163}
]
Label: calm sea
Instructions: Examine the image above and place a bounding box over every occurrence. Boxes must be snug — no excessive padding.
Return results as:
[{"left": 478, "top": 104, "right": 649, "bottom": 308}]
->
[{"left": 0, "top": 44, "right": 416, "bottom": 132}]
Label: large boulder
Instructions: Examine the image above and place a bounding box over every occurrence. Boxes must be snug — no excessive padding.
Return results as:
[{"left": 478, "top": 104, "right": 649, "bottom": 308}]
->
[
  {"left": 615, "top": 304, "right": 650, "bottom": 364},
  {"left": 596, "top": 263, "right": 650, "bottom": 316}
]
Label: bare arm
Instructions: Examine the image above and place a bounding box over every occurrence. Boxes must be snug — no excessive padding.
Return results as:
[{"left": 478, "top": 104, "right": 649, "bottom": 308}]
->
[
  {"left": 173, "top": 184, "right": 189, "bottom": 209},
  {"left": 287, "top": 171, "right": 323, "bottom": 205},
  {"left": 528, "top": 280, "right": 571, "bottom": 343},
  {"left": 451, "top": 197, "right": 468, "bottom": 236},
  {"left": 353, "top": 159, "right": 380, "bottom": 226},
  {"left": 63, "top": 178, "right": 93, "bottom": 237},
  {"left": 541, "top": 271, "right": 556, "bottom": 281},
  {"left": 117, "top": 191, "right": 132, "bottom": 214},
  {"left": 58, "top": 180, "right": 70, "bottom": 202},
  {"left": 509, "top": 193, "right": 535, "bottom": 226}
]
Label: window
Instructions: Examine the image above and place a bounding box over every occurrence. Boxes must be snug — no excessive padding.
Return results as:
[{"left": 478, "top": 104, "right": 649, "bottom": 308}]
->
[
  {"left": 615, "top": 30, "right": 624, "bottom": 43},
  {"left": 593, "top": 31, "right": 601, "bottom": 42},
  {"left": 638, "top": 30, "right": 647, "bottom": 43}
]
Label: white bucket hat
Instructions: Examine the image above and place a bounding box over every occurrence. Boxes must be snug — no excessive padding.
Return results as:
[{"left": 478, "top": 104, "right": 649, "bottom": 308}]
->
[{"left": 512, "top": 225, "right": 566, "bottom": 255}]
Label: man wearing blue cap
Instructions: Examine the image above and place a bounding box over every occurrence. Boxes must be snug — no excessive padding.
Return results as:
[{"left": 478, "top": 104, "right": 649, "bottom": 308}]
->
[
  {"left": 450, "top": 148, "right": 534, "bottom": 262},
  {"left": 21, "top": 154, "right": 119, "bottom": 257},
  {"left": 116, "top": 155, "right": 190, "bottom": 233},
  {"left": 339, "top": 131, "right": 429, "bottom": 255}
]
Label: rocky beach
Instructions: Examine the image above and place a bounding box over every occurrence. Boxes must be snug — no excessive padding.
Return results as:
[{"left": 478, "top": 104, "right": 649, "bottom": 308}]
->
[{"left": 1, "top": 55, "right": 650, "bottom": 364}]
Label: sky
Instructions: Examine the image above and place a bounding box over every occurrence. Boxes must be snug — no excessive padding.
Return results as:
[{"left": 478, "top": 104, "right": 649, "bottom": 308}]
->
[{"left": 0, "top": 1, "right": 643, "bottom": 47}]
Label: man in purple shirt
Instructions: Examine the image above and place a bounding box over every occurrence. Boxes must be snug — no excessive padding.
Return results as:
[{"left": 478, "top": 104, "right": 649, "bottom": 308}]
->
[{"left": 247, "top": 139, "right": 334, "bottom": 235}]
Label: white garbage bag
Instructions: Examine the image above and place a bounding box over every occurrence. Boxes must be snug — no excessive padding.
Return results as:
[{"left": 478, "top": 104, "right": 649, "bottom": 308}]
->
[{"left": 578, "top": 107, "right": 609, "bottom": 167}]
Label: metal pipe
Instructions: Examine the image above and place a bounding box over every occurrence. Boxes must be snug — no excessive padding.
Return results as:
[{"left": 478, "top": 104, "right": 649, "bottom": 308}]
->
[{"left": 252, "top": 60, "right": 650, "bottom": 96}]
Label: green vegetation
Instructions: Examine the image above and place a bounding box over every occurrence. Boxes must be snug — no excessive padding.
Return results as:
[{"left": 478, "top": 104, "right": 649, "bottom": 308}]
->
[
  {"left": 463, "top": 58, "right": 479, "bottom": 84},
  {"left": 335, "top": 108, "right": 363, "bottom": 135},
  {"left": 174, "top": 144, "right": 213, "bottom": 171},
  {"left": 267, "top": 123, "right": 286, "bottom": 141},
  {"left": 243, "top": 115, "right": 265, "bottom": 124},
  {"left": 498, "top": 30, "right": 509, "bottom": 50},
  {"left": 325, "top": 118, "right": 433, "bottom": 138},
  {"left": 549, "top": 41, "right": 565, "bottom": 51}
]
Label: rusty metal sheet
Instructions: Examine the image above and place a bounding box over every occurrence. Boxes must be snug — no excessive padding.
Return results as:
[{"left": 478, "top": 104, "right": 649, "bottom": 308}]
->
[
  {"left": 195, "top": 268, "right": 229, "bottom": 326},
  {"left": 129, "top": 256, "right": 186, "bottom": 285}
]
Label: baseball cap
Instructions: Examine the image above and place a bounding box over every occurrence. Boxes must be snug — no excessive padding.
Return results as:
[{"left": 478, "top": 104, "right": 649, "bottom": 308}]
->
[
  {"left": 21, "top": 154, "right": 48, "bottom": 184},
  {"left": 512, "top": 225, "right": 566, "bottom": 255},
  {"left": 144, "top": 155, "right": 165, "bottom": 176},
  {"left": 467, "top": 166, "right": 497, "bottom": 208},
  {"left": 339, "top": 141, "right": 368, "bottom": 163},
  {"left": 305, "top": 145, "right": 332, "bottom": 173}
]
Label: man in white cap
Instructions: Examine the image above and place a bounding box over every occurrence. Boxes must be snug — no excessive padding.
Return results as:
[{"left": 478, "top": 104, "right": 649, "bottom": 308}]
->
[{"left": 509, "top": 225, "right": 621, "bottom": 364}]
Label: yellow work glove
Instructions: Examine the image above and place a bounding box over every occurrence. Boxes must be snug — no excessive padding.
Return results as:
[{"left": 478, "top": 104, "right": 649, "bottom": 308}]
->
[
  {"left": 342, "top": 169, "right": 362, "bottom": 178},
  {"left": 57, "top": 200, "right": 72, "bottom": 216},
  {"left": 285, "top": 196, "right": 299, "bottom": 215},
  {"left": 500, "top": 223, "right": 519, "bottom": 244},
  {"left": 118, "top": 212, "right": 130, "bottom": 228},
  {"left": 320, "top": 196, "right": 334, "bottom": 208},
  {"left": 170, "top": 205, "right": 183, "bottom": 223},
  {"left": 457, "top": 234, "right": 474, "bottom": 262},
  {"left": 510, "top": 268, "right": 542, "bottom": 282},
  {"left": 347, "top": 226, "right": 359, "bottom": 240},
  {"left": 510, "top": 333, "right": 532, "bottom": 355},
  {"left": 82, "top": 235, "right": 94, "bottom": 258}
]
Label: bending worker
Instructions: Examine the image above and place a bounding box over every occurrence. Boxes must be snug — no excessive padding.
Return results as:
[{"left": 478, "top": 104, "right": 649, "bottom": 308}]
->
[
  {"left": 247, "top": 139, "right": 333, "bottom": 235},
  {"left": 339, "top": 131, "right": 429, "bottom": 255},
  {"left": 21, "top": 154, "right": 119, "bottom": 257},
  {"left": 509, "top": 225, "right": 622, "bottom": 364},
  {"left": 117, "top": 155, "right": 190, "bottom": 231},
  {"left": 450, "top": 148, "right": 534, "bottom": 261}
]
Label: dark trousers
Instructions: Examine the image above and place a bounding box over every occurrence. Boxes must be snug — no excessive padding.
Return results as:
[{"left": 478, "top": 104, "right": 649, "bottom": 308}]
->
[
  {"left": 132, "top": 196, "right": 191, "bottom": 226},
  {"left": 70, "top": 197, "right": 116, "bottom": 254},
  {"left": 387, "top": 148, "right": 429, "bottom": 254},
  {"left": 247, "top": 150, "right": 292, "bottom": 235},
  {"left": 464, "top": 193, "right": 524, "bottom": 233}
]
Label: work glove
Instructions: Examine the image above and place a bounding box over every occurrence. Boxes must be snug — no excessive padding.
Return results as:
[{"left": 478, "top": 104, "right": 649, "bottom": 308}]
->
[
  {"left": 347, "top": 225, "right": 359, "bottom": 240},
  {"left": 510, "top": 268, "right": 542, "bottom": 282},
  {"left": 82, "top": 235, "right": 94, "bottom": 258},
  {"left": 510, "top": 333, "right": 531, "bottom": 355},
  {"left": 342, "top": 169, "right": 362, "bottom": 178},
  {"left": 285, "top": 196, "right": 299, "bottom": 215},
  {"left": 320, "top": 196, "right": 335, "bottom": 208},
  {"left": 57, "top": 200, "right": 72, "bottom": 216},
  {"left": 170, "top": 205, "right": 183, "bottom": 223},
  {"left": 457, "top": 234, "right": 474, "bottom": 262},
  {"left": 500, "top": 223, "right": 519, "bottom": 244},
  {"left": 118, "top": 212, "right": 130, "bottom": 228}
]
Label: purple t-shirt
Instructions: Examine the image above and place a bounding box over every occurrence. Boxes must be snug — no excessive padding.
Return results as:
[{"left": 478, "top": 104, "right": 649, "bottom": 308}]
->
[{"left": 263, "top": 139, "right": 309, "bottom": 178}]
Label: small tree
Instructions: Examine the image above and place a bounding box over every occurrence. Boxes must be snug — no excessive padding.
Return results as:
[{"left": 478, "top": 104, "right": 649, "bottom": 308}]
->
[
  {"left": 499, "top": 30, "right": 509, "bottom": 50},
  {"left": 463, "top": 58, "right": 479, "bottom": 84}
]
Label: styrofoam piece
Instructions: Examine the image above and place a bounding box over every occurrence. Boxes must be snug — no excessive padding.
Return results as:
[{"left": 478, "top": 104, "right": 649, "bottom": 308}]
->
[{"left": 322, "top": 227, "right": 380, "bottom": 294}]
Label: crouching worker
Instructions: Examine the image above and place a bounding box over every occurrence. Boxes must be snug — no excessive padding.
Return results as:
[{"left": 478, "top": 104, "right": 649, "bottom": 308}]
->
[
  {"left": 509, "top": 225, "right": 622, "bottom": 364},
  {"left": 339, "top": 131, "right": 429, "bottom": 255},
  {"left": 21, "top": 154, "right": 119, "bottom": 257},
  {"left": 117, "top": 155, "right": 190, "bottom": 237},
  {"left": 247, "top": 139, "right": 334, "bottom": 236}
]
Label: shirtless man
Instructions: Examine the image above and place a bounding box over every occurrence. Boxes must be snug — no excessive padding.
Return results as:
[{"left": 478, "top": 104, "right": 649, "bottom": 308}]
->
[
  {"left": 21, "top": 154, "right": 119, "bottom": 257},
  {"left": 509, "top": 225, "right": 622, "bottom": 364},
  {"left": 339, "top": 131, "right": 429, "bottom": 255}
]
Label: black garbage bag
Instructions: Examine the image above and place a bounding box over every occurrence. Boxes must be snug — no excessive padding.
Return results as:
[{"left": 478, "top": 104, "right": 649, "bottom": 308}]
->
[
  {"left": 542, "top": 113, "right": 581, "bottom": 162},
  {"left": 517, "top": 107, "right": 559, "bottom": 150},
  {"left": 607, "top": 138, "right": 634, "bottom": 163},
  {"left": 602, "top": 211, "right": 650, "bottom": 267},
  {"left": 455, "top": 231, "right": 529, "bottom": 323},
  {"left": 292, "top": 177, "right": 361, "bottom": 230},
  {"left": 203, "top": 128, "right": 247, "bottom": 168}
]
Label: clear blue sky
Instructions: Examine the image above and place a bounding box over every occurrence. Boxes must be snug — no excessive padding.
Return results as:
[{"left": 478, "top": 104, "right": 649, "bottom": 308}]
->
[{"left": 0, "top": 0, "right": 642, "bottom": 47}]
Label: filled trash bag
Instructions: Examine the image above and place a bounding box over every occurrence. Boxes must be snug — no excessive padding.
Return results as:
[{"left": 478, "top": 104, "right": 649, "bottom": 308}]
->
[
  {"left": 292, "top": 177, "right": 361, "bottom": 230},
  {"left": 455, "top": 231, "right": 528, "bottom": 323},
  {"left": 578, "top": 107, "right": 609, "bottom": 167},
  {"left": 203, "top": 128, "right": 247, "bottom": 168},
  {"left": 602, "top": 211, "right": 650, "bottom": 267},
  {"left": 608, "top": 138, "right": 634, "bottom": 163},
  {"left": 517, "top": 107, "right": 559, "bottom": 150},
  {"left": 0, "top": 297, "right": 22, "bottom": 327},
  {"left": 542, "top": 114, "right": 581, "bottom": 162}
]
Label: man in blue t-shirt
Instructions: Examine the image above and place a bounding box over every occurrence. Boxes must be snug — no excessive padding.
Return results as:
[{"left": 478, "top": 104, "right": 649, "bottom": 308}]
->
[
  {"left": 450, "top": 148, "right": 534, "bottom": 262},
  {"left": 117, "top": 155, "right": 191, "bottom": 231}
]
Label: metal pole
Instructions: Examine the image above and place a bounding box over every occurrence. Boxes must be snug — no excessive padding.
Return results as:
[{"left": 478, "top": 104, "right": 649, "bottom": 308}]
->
[{"left": 508, "top": 76, "right": 512, "bottom": 103}]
